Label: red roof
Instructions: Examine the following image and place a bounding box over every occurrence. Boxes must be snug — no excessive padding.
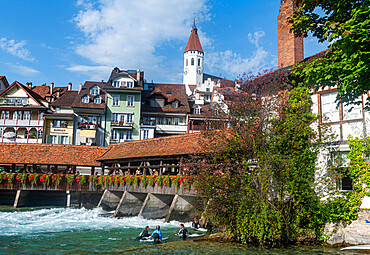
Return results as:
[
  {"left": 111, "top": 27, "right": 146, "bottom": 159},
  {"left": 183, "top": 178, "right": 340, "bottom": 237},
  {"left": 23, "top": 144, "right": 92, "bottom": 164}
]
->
[
  {"left": 0, "top": 143, "right": 109, "bottom": 167},
  {"left": 98, "top": 133, "right": 204, "bottom": 161},
  {"left": 184, "top": 27, "right": 203, "bottom": 53}
]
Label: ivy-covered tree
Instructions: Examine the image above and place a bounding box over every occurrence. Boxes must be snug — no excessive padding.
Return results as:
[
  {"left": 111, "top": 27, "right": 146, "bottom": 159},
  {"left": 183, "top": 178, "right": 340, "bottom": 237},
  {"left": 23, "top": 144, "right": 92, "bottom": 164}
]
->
[
  {"left": 290, "top": 0, "right": 370, "bottom": 106},
  {"left": 186, "top": 73, "right": 330, "bottom": 246}
]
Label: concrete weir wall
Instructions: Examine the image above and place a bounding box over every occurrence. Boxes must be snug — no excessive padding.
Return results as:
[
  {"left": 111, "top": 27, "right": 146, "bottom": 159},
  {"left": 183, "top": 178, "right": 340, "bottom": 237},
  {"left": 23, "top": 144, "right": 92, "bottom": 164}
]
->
[{"left": 0, "top": 185, "right": 196, "bottom": 222}]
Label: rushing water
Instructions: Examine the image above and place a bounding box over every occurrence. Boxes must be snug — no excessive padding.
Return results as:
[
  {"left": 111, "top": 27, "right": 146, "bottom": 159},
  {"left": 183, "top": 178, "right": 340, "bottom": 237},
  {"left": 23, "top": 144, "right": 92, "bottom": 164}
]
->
[{"left": 0, "top": 207, "right": 363, "bottom": 254}]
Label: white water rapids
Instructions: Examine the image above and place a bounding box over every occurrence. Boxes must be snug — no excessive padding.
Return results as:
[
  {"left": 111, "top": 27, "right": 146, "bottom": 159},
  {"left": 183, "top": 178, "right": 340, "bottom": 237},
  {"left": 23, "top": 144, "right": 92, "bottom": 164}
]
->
[{"left": 0, "top": 207, "right": 185, "bottom": 237}]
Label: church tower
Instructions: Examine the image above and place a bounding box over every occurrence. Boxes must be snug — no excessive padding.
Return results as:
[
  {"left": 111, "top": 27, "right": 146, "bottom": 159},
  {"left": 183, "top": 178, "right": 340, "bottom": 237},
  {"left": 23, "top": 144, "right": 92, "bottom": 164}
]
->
[{"left": 183, "top": 19, "right": 204, "bottom": 94}]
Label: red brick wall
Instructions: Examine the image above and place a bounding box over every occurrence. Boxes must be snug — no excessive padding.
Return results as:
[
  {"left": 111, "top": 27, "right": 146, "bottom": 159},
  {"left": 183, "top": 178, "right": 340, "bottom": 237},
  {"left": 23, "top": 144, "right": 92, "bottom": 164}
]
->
[{"left": 278, "top": 0, "right": 304, "bottom": 68}]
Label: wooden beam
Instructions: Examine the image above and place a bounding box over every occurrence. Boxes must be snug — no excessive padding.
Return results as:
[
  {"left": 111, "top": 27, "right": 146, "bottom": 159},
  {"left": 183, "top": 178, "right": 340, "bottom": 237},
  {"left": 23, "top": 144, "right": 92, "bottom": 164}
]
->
[
  {"left": 164, "top": 194, "right": 178, "bottom": 223},
  {"left": 113, "top": 191, "right": 127, "bottom": 218},
  {"left": 138, "top": 193, "right": 151, "bottom": 217}
]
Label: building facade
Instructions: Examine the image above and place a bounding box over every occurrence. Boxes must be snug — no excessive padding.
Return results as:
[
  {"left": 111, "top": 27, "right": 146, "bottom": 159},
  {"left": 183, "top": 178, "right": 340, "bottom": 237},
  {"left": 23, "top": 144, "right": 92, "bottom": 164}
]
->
[
  {"left": 0, "top": 81, "right": 46, "bottom": 144},
  {"left": 104, "top": 68, "right": 143, "bottom": 146}
]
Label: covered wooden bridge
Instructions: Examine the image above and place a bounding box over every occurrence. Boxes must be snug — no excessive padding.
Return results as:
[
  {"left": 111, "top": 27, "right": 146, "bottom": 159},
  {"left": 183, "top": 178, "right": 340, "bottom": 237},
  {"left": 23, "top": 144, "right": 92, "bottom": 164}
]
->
[{"left": 97, "top": 133, "right": 204, "bottom": 175}]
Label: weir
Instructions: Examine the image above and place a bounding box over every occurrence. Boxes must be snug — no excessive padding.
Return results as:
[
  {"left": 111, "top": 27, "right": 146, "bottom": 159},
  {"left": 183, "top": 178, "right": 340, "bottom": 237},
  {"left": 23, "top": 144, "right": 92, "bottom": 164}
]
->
[{"left": 0, "top": 177, "right": 197, "bottom": 222}]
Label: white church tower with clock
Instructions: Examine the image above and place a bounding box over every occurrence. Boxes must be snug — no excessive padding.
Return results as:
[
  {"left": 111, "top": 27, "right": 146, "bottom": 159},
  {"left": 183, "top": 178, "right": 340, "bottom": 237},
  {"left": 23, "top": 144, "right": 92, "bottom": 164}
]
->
[{"left": 183, "top": 19, "right": 204, "bottom": 95}]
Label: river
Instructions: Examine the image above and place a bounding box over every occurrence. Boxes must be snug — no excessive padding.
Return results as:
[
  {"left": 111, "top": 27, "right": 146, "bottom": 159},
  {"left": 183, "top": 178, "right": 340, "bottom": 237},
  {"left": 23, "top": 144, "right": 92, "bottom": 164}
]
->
[{"left": 0, "top": 207, "right": 360, "bottom": 254}]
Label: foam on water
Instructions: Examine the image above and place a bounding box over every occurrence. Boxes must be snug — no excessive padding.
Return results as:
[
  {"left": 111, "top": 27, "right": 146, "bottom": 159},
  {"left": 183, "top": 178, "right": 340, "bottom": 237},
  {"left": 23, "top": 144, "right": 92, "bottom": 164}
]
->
[{"left": 0, "top": 207, "right": 185, "bottom": 237}]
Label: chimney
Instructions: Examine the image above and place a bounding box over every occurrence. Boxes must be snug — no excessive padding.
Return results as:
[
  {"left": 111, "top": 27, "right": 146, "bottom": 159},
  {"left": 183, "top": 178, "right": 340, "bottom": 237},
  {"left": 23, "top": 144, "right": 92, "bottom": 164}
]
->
[
  {"left": 137, "top": 69, "right": 141, "bottom": 81},
  {"left": 78, "top": 83, "right": 83, "bottom": 93},
  {"left": 50, "top": 82, "right": 54, "bottom": 94},
  {"left": 56, "top": 90, "right": 60, "bottom": 98},
  {"left": 68, "top": 82, "right": 72, "bottom": 91},
  {"left": 278, "top": 0, "right": 303, "bottom": 68},
  {"left": 26, "top": 82, "right": 32, "bottom": 89}
]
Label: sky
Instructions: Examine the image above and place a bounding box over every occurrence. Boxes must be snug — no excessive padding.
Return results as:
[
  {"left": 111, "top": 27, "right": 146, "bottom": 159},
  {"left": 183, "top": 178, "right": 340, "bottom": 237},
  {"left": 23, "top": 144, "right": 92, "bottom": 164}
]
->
[{"left": 0, "top": 0, "right": 329, "bottom": 90}]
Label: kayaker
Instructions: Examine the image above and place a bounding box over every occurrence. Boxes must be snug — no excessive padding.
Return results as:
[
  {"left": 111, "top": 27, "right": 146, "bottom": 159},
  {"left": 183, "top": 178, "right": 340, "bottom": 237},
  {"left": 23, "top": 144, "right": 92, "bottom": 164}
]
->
[
  {"left": 192, "top": 217, "right": 200, "bottom": 229},
  {"left": 149, "top": 225, "right": 162, "bottom": 243},
  {"left": 176, "top": 224, "right": 189, "bottom": 239},
  {"left": 139, "top": 226, "right": 150, "bottom": 239}
]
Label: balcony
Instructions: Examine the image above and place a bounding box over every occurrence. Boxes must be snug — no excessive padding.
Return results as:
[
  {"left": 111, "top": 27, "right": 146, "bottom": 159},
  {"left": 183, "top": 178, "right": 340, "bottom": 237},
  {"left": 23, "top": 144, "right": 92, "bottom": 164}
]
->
[
  {"left": 111, "top": 121, "right": 133, "bottom": 128},
  {"left": 77, "top": 122, "right": 100, "bottom": 130},
  {"left": 0, "top": 119, "right": 43, "bottom": 127},
  {"left": 156, "top": 124, "right": 188, "bottom": 133},
  {"left": 1, "top": 138, "right": 42, "bottom": 144}
]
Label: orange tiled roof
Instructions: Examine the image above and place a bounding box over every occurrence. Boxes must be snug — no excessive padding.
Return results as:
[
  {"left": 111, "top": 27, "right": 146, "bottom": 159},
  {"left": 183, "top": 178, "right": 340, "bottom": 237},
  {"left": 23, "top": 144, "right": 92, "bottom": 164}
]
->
[
  {"left": 0, "top": 143, "right": 109, "bottom": 167},
  {"left": 99, "top": 133, "right": 204, "bottom": 161},
  {"left": 184, "top": 27, "right": 203, "bottom": 53}
]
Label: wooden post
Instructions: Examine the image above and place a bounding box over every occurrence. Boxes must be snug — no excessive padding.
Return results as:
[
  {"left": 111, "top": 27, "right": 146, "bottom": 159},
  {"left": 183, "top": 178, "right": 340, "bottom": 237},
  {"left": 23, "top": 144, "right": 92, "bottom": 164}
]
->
[
  {"left": 101, "top": 163, "right": 105, "bottom": 175},
  {"left": 97, "top": 190, "right": 108, "bottom": 207},
  {"left": 91, "top": 166, "right": 95, "bottom": 176},
  {"left": 113, "top": 191, "right": 127, "bottom": 218},
  {"left": 13, "top": 190, "right": 21, "bottom": 208},
  {"left": 12, "top": 164, "right": 16, "bottom": 173},
  {"left": 164, "top": 195, "right": 178, "bottom": 223},
  {"left": 138, "top": 193, "right": 151, "bottom": 217},
  {"left": 66, "top": 190, "right": 71, "bottom": 207}
]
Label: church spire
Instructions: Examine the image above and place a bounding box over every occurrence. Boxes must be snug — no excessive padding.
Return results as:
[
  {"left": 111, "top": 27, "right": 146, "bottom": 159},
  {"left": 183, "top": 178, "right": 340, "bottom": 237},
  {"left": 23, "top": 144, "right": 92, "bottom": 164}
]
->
[{"left": 184, "top": 18, "right": 203, "bottom": 53}]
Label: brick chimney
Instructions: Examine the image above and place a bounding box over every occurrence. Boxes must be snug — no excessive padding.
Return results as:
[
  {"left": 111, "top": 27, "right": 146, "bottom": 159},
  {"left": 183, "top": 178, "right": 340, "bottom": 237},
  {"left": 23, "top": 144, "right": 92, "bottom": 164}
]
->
[
  {"left": 78, "top": 83, "right": 83, "bottom": 93},
  {"left": 278, "top": 0, "right": 304, "bottom": 68},
  {"left": 137, "top": 69, "right": 140, "bottom": 81},
  {"left": 68, "top": 82, "right": 72, "bottom": 91}
]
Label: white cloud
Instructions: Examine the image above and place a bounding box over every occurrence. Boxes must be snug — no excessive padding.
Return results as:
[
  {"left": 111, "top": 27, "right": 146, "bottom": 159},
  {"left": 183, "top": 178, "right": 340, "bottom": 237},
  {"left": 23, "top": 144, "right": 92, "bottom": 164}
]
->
[
  {"left": 6, "top": 63, "right": 40, "bottom": 76},
  {"left": 206, "top": 30, "right": 276, "bottom": 79},
  {"left": 66, "top": 64, "right": 112, "bottom": 80},
  {"left": 70, "top": 0, "right": 209, "bottom": 80},
  {"left": 0, "top": 38, "right": 35, "bottom": 61}
]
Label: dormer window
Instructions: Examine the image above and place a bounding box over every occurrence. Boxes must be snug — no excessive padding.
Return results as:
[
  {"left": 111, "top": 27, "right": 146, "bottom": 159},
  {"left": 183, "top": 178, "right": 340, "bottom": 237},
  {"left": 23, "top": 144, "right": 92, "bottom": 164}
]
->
[
  {"left": 94, "top": 96, "right": 102, "bottom": 104},
  {"left": 167, "top": 91, "right": 171, "bottom": 95},
  {"left": 194, "top": 106, "right": 200, "bottom": 114},
  {"left": 127, "top": 81, "right": 133, "bottom": 88},
  {"left": 90, "top": 85, "right": 100, "bottom": 95},
  {"left": 82, "top": 95, "right": 90, "bottom": 103},
  {"left": 113, "top": 81, "right": 120, "bottom": 88},
  {"left": 173, "top": 101, "right": 178, "bottom": 108},
  {"left": 121, "top": 81, "right": 126, "bottom": 87}
]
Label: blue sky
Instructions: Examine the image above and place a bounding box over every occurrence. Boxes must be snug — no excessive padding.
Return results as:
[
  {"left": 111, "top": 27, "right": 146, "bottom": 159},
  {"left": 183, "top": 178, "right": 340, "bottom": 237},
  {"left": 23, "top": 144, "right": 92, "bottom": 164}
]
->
[{"left": 0, "top": 0, "right": 328, "bottom": 89}]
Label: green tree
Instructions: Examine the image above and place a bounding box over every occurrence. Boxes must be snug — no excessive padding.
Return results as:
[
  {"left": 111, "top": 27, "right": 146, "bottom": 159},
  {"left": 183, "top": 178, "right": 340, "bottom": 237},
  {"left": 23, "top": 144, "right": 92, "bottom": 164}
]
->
[{"left": 290, "top": 0, "right": 370, "bottom": 106}]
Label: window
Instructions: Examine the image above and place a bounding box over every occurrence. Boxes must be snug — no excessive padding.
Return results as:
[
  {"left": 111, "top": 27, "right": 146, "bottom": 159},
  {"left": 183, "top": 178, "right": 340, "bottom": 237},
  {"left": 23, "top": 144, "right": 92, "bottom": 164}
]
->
[
  {"left": 191, "top": 58, "right": 194, "bottom": 65},
  {"left": 186, "top": 59, "right": 188, "bottom": 66},
  {"left": 82, "top": 95, "right": 90, "bottom": 103},
  {"left": 127, "top": 96, "right": 134, "bottom": 107},
  {"left": 174, "top": 118, "right": 179, "bottom": 125},
  {"left": 112, "top": 113, "right": 119, "bottom": 122},
  {"left": 150, "top": 99, "right": 164, "bottom": 107},
  {"left": 38, "top": 129, "right": 42, "bottom": 138},
  {"left": 173, "top": 101, "right": 178, "bottom": 108},
  {"left": 127, "top": 82, "right": 133, "bottom": 88},
  {"left": 198, "top": 58, "right": 200, "bottom": 66},
  {"left": 120, "top": 114, "right": 125, "bottom": 123},
  {"left": 167, "top": 91, "right": 172, "bottom": 95},
  {"left": 166, "top": 118, "right": 172, "bottom": 125},
  {"left": 206, "top": 88, "right": 210, "bottom": 92},
  {"left": 194, "top": 107, "right": 200, "bottom": 114},
  {"left": 143, "top": 130, "right": 149, "bottom": 139},
  {"left": 13, "top": 111, "right": 21, "bottom": 120},
  {"left": 179, "top": 118, "right": 183, "bottom": 124},
  {"left": 90, "top": 85, "right": 100, "bottom": 95},
  {"left": 94, "top": 96, "right": 102, "bottom": 104},
  {"left": 53, "top": 120, "right": 68, "bottom": 128},
  {"left": 51, "top": 135, "right": 57, "bottom": 144},
  {"left": 338, "top": 168, "right": 353, "bottom": 191},
  {"left": 119, "top": 130, "right": 125, "bottom": 140},
  {"left": 113, "top": 95, "right": 119, "bottom": 106},
  {"left": 55, "top": 108, "right": 61, "bottom": 113},
  {"left": 126, "top": 130, "right": 133, "bottom": 140},
  {"left": 157, "top": 117, "right": 164, "bottom": 125},
  {"left": 24, "top": 129, "right": 28, "bottom": 138},
  {"left": 120, "top": 81, "right": 126, "bottom": 87},
  {"left": 321, "top": 92, "right": 339, "bottom": 123},
  {"left": 0, "top": 111, "right": 9, "bottom": 120},
  {"left": 111, "top": 129, "right": 119, "bottom": 140},
  {"left": 127, "top": 114, "right": 134, "bottom": 123},
  {"left": 343, "top": 98, "right": 363, "bottom": 120},
  {"left": 61, "top": 136, "right": 69, "bottom": 144},
  {"left": 113, "top": 81, "right": 120, "bottom": 88}
]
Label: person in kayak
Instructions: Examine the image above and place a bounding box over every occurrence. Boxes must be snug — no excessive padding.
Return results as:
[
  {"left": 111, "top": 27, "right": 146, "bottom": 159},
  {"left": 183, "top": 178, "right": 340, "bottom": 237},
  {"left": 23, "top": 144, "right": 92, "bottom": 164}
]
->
[
  {"left": 149, "top": 225, "right": 162, "bottom": 243},
  {"left": 176, "top": 224, "right": 189, "bottom": 239},
  {"left": 192, "top": 217, "right": 200, "bottom": 229},
  {"left": 139, "top": 226, "right": 150, "bottom": 239}
]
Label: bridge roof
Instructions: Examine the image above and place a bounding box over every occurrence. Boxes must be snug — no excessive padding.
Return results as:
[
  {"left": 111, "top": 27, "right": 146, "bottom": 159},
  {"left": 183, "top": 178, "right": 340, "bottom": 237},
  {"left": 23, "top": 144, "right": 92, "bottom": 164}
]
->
[
  {"left": 0, "top": 143, "right": 109, "bottom": 167},
  {"left": 99, "top": 133, "right": 204, "bottom": 161}
]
